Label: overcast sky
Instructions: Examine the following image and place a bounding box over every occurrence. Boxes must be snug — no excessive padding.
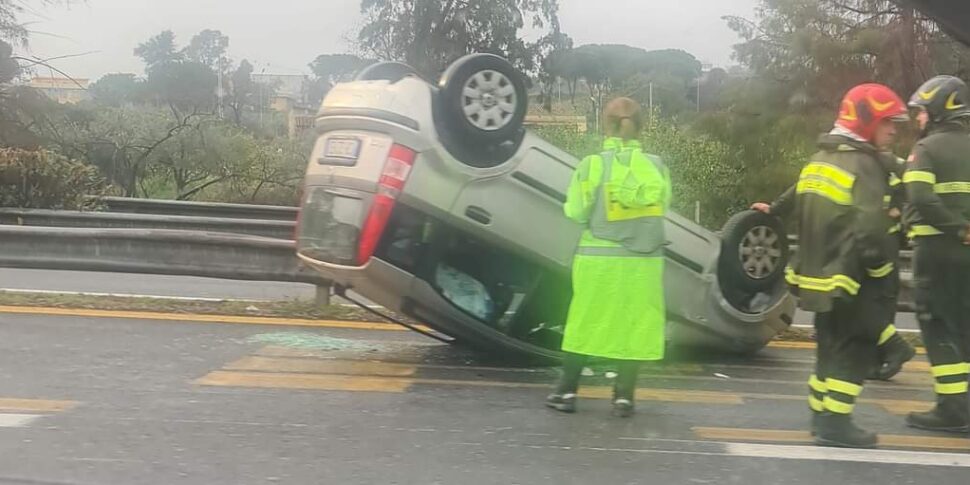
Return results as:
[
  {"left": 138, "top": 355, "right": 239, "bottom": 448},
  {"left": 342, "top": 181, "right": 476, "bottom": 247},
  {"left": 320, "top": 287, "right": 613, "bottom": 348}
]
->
[{"left": 19, "top": 0, "right": 759, "bottom": 81}]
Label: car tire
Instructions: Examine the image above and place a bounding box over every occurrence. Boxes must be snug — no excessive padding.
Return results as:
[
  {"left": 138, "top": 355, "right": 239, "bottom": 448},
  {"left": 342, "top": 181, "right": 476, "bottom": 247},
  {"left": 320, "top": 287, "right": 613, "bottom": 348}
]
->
[
  {"left": 356, "top": 62, "right": 422, "bottom": 83},
  {"left": 718, "top": 210, "right": 789, "bottom": 293},
  {"left": 438, "top": 54, "right": 528, "bottom": 145}
]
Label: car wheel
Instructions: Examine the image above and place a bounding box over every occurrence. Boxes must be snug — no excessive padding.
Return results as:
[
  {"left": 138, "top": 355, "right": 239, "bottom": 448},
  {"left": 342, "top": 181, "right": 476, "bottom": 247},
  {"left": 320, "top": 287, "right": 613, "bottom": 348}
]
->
[
  {"left": 719, "top": 210, "right": 789, "bottom": 293},
  {"left": 356, "top": 62, "right": 422, "bottom": 83},
  {"left": 438, "top": 54, "right": 528, "bottom": 145}
]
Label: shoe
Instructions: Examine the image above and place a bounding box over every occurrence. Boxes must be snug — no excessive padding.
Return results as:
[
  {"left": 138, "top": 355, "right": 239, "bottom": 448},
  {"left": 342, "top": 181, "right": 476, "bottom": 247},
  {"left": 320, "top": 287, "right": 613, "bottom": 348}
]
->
[
  {"left": 814, "top": 412, "right": 877, "bottom": 449},
  {"left": 906, "top": 395, "right": 969, "bottom": 433},
  {"left": 612, "top": 399, "right": 634, "bottom": 418},
  {"left": 874, "top": 337, "right": 916, "bottom": 381},
  {"left": 545, "top": 393, "right": 577, "bottom": 413}
]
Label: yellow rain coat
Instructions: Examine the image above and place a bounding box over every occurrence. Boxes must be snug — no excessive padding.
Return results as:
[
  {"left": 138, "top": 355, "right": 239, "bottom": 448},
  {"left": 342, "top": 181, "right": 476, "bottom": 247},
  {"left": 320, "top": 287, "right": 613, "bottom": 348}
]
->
[{"left": 561, "top": 137, "right": 671, "bottom": 361}]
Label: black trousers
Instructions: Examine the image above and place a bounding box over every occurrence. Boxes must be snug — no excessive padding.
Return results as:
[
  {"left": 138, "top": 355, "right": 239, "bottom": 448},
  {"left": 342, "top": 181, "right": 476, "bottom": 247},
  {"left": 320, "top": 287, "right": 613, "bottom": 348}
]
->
[
  {"left": 555, "top": 353, "right": 641, "bottom": 401},
  {"left": 809, "top": 278, "right": 887, "bottom": 415},
  {"left": 914, "top": 238, "right": 970, "bottom": 398}
]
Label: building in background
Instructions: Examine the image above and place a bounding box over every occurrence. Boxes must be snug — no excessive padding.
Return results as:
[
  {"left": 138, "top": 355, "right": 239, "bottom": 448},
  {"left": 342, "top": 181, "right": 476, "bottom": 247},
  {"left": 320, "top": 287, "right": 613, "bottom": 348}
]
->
[
  {"left": 252, "top": 73, "right": 315, "bottom": 138},
  {"left": 28, "top": 77, "right": 91, "bottom": 104}
]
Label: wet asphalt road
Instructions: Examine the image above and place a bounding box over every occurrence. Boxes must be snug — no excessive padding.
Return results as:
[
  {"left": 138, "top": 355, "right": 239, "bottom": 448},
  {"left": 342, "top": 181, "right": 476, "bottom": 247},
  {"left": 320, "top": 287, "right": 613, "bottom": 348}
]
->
[{"left": 0, "top": 307, "right": 965, "bottom": 484}]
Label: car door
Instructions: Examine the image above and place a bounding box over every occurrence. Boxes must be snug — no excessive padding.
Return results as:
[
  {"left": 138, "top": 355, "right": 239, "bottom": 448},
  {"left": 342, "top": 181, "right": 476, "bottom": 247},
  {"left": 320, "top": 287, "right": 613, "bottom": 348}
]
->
[{"left": 448, "top": 133, "right": 581, "bottom": 272}]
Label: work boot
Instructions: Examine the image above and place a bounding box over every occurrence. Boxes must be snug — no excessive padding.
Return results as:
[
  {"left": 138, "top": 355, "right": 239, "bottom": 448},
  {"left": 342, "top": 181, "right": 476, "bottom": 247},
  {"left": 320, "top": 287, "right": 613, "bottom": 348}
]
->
[
  {"left": 545, "top": 393, "right": 577, "bottom": 413},
  {"left": 814, "top": 412, "right": 878, "bottom": 449},
  {"left": 906, "top": 395, "right": 969, "bottom": 433},
  {"left": 872, "top": 336, "right": 916, "bottom": 381},
  {"left": 612, "top": 399, "right": 634, "bottom": 418},
  {"left": 810, "top": 411, "right": 821, "bottom": 436}
]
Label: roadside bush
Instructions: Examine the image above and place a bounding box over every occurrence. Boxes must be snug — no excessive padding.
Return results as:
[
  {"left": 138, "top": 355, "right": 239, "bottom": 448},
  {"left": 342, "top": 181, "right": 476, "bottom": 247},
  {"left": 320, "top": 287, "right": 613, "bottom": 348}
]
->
[{"left": 0, "top": 148, "right": 109, "bottom": 210}]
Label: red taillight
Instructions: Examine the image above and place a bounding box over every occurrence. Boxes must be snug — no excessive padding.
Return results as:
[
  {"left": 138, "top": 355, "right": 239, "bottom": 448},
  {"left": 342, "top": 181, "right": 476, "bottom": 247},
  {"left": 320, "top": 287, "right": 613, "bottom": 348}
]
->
[{"left": 356, "top": 144, "right": 417, "bottom": 265}]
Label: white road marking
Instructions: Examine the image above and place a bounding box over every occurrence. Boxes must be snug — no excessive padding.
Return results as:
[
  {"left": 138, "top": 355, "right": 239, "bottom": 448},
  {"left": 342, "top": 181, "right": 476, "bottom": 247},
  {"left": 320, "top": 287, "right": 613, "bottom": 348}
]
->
[
  {"left": 0, "top": 413, "right": 42, "bottom": 427},
  {"left": 0, "top": 288, "right": 254, "bottom": 302},
  {"left": 725, "top": 442, "right": 970, "bottom": 467},
  {"left": 0, "top": 288, "right": 387, "bottom": 308},
  {"left": 510, "top": 440, "right": 970, "bottom": 468}
]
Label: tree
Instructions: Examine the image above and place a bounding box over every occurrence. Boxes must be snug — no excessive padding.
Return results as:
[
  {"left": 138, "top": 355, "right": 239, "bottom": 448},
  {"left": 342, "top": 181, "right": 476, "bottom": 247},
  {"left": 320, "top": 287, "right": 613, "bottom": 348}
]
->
[
  {"left": 134, "top": 30, "right": 184, "bottom": 72},
  {"left": 309, "top": 54, "right": 372, "bottom": 85},
  {"left": 144, "top": 61, "right": 218, "bottom": 114},
  {"left": 89, "top": 73, "right": 143, "bottom": 106},
  {"left": 183, "top": 29, "right": 230, "bottom": 71},
  {"left": 307, "top": 53, "right": 373, "bottom": 106},
  {"left": 357, "top": 0, "right": 565, "bottom": 78},
  {"left": 227, "top": 60, "right": 256, "bottom": 125},
  {"left": 0, "top": 39, "right": 17, "bottom": 82},
  {"left": 721, "top": 0, "right": 964, "bottom": 114},
  {"left": 544, "top": 44, "right": 702, "bottom": 114}
]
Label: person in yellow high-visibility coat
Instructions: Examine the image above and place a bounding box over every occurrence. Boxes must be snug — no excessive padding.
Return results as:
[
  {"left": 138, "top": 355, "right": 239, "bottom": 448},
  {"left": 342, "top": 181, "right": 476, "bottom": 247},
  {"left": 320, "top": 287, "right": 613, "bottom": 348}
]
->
[{"left": 546, "top": 97, "right": 671, "bottom": 418}]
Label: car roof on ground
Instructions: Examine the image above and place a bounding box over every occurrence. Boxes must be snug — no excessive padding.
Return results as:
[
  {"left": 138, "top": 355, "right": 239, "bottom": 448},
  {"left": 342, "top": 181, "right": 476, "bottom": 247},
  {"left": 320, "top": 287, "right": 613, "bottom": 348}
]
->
[{"left": 906, "top": 0, "right": 970, "bottom": 46}]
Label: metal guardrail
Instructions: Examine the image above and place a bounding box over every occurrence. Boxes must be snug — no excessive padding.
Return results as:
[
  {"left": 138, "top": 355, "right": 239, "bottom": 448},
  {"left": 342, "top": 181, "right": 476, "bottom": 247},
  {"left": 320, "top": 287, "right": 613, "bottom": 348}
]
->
[
  {"left": 0, "top": 208, "right": 295, "bottom": 240},
  {"left": 98, "top": 197, "right": 299, "bottom": 221},
  {"left": 0, "top": 225, "right": 326, "bottom": 286}
]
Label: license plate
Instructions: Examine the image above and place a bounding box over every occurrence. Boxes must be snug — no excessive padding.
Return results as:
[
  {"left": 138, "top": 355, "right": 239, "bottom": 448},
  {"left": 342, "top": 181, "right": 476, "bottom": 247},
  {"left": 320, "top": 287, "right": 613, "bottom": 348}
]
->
[{"left": 321, "top": 137, "right": 361, "bottom": 165}]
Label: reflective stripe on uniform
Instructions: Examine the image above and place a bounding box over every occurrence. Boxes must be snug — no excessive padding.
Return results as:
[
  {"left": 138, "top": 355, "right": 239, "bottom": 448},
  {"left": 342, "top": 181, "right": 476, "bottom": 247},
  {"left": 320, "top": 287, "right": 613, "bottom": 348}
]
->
[
  {"left": 889, "top": 173, "right": 902, "bottom": 187},
  {"left": 785, "top": 268, "right": 861, "bottom": 295},
  {"left": 908, "top": 224, "right": 944, "bottom": 238},
  {"left": 796, "top": 162, "right": 855, "bottom": 205},
  {"left": 826, "top": 378, "right": 863, "bottom": 397},
  {"left": 867, "top": 262, "right": 894, "bottom": 278},
  {"left": 801, "top": 162, "right": 856, "bottom": 187},
  {"left": 809, "top": 375, "right": 828, "bottom": 393},
  {"left": 936, "top": 381, "right": 970, "bottom": 395},
  {"left": 796, "top": 179, "right": 853, "bottom": 205},
  {"left": 888, "top": 223, "right": 901, "bottom": 234},
  {"left": 931, "top": 363, "right": 970, "bottom": 378},
  {"left": 808, "top": 395, "right": 825, "bottom": 412},
  {"left": 823, "top": 396, "right": 854, "bottom": 414},
  {"left": 878, "top": 324, "right": 897, "bottom": 346},
  {"left": 903, "top": 170, "right": 937, "bottom": 184},
  {"left": 934, "top": 181, "right": 970, "bottom": 194}
]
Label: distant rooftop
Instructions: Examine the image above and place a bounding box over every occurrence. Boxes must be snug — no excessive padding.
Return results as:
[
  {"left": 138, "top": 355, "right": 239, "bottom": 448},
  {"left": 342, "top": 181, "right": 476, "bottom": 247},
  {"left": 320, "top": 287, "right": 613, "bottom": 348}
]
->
[{"left": 29, "top": 77, "right": 90, "bottom": 90}]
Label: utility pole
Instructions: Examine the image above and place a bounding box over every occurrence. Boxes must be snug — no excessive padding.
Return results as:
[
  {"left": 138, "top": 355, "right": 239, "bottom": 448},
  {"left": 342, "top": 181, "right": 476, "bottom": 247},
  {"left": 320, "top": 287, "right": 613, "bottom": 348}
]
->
[
  {"left": 649, "top": 82, "right": 654, "bottom": 112},
  {"left": 216, "top": 62, "right": 225, "bottom": 119}
]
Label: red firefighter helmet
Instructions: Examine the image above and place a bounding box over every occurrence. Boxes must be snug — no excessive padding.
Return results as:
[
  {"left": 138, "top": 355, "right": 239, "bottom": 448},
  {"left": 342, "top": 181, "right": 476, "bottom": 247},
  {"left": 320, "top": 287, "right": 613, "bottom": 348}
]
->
[{"left": 834, "top": 83, "right": 908, "bottom": 142}]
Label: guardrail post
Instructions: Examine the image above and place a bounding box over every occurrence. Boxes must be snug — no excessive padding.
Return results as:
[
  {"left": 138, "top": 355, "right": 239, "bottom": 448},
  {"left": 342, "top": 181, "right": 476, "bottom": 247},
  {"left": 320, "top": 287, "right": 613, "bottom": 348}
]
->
[{"left": 315, "top": 282, "right": 333, "bottom": 306}]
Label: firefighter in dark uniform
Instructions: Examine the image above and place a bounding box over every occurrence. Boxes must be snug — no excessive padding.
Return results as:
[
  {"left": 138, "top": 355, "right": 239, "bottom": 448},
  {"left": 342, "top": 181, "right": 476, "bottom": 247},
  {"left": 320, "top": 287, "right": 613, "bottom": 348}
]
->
[
  {"left": 785, "top": 83, "right": 908, "bottom": 448},
  {"left": 903, "top": 75, "right": 970, "bottom": 434},
  {"left": 755, "top": 161, "right": 915, "bottom": 382}
]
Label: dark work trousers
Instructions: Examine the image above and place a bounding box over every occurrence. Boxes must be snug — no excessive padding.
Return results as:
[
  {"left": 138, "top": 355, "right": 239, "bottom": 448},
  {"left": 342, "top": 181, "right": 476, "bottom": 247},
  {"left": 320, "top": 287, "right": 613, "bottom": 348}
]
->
[
  {"left": 875, "top": 235, "right": 905, "bottom": 352},
  {"left": 809, "top": 277, "right": 887, "bottom": 415},
  {"left": 556, "top": 352, "right": 641, "bottom": 401},
  {"left": 913, "top": 237, "right": 970, "bottom": 398}
]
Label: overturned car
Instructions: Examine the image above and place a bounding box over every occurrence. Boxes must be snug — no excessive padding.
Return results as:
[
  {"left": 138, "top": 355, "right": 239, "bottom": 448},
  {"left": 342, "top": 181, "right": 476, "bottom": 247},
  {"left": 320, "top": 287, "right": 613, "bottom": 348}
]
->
[{"left": 295, "top": 54, "right": 795, "bottom": 362}]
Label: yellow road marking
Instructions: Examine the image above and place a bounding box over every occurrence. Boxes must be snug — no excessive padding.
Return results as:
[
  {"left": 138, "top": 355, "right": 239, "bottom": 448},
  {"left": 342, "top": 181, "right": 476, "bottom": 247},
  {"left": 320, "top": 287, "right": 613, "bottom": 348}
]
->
[
  {"left": 579, "top": 387, "right": 743, "bottom": 404},
  {"left": 0, "top": 398, "right": 77, "bottom": 413},
  {"left": 196, "top": 366, "right": 744, "bottom": 403},
  {"left": 693, "top": 427, "right": 970, "bottom": 451},
  {"left": 195, "top": 371, "right": 415, "bottom": 392},
  {"left": 224, "top": 356, "right": 418, "bottom": 377},
  {"left": 904, "top": 360, "right": 931, "bottom": 372},
  {"left": 0, "top": 305, "right": 431, "bottom": 332},
  {"left": 197, "top": 367, "right": 929, "bottom": 412},
  {"left": 768, "top": 340, "right": 926, "bottom": 355}
]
